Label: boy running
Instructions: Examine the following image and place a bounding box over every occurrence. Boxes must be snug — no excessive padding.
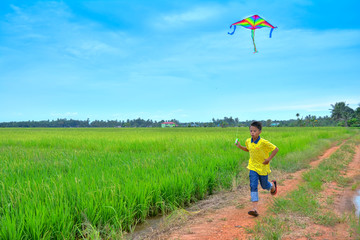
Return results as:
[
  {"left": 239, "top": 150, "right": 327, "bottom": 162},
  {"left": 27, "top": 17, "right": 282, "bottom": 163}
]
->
[{"left": 235, "top": 121, "right": 279, "bottom": 217}]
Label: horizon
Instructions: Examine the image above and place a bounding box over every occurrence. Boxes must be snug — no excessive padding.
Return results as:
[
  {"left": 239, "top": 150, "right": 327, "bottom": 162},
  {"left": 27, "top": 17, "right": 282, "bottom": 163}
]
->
[
  {"left": 0, "top": 113, "right": 335, "bottom": 124},
  {"left": 1, "top": 0, "right": 360, "bottom": 123}
]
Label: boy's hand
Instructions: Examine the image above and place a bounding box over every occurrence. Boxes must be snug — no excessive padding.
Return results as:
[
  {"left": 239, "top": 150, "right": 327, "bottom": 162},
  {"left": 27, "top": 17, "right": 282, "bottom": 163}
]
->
[
  {"left": 235, "top": 139, "right": 249, "bottom": 152},
  {"left": 263, "top": 158, "right": 270, "bottom": 165},
  {"left": 263, "top": 147, "right": 279, "bottom": 165}
]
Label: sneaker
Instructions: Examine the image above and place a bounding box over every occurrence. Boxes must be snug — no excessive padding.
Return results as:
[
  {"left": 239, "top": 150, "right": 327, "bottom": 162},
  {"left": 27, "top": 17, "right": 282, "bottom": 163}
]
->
[
  {"left": 271, "top": 180, "right": 277, "bottom": 195},
  {"left": 248, "top": 210, "right": 259, "bottom": 217}
]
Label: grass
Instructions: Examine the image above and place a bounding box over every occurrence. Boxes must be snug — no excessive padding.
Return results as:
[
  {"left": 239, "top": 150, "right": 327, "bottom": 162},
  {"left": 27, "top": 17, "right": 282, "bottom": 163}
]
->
[
  {"left": 0, "top": 127, "right": 357, "bottom": 239},
  {"left": 252, "top": 215, "right": 288, "bottom": 240}
]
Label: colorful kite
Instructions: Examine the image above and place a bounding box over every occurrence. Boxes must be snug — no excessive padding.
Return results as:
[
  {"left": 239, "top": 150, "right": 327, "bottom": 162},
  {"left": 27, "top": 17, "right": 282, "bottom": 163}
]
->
[{"left": 228, "top": 15, "right": 277, "bottom": 53}]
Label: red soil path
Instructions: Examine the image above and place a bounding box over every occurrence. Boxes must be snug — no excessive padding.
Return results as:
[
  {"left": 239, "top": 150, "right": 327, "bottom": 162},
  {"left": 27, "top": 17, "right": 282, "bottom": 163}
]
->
[{"left": 291, "top": 144, "right": 360, "bottom": 240}]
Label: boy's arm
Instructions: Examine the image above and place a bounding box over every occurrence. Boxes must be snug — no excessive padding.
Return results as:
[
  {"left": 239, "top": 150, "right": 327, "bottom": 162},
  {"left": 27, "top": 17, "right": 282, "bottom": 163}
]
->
[
  {"left": 235, "top": 139, "right": 249, "bottom": 152},
  {"left": 263, "top": 147, "right": 279, "bottom": 164}
]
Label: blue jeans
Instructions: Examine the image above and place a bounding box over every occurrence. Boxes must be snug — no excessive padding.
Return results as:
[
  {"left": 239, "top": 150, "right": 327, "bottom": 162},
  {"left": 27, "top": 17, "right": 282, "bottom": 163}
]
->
[{"left": 249, "top": 170, "right": 272, "bottom": 202}]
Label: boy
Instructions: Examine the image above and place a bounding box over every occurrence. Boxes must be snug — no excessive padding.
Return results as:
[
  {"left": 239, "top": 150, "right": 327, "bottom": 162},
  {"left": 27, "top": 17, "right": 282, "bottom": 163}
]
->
[{"left": 235, "top": 121, "right": 279, "bottom": 217}]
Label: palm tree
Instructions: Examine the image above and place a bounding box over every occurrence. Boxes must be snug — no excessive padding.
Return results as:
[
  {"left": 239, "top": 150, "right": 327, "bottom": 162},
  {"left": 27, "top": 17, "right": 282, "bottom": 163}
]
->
[{"left": 296, "top": 113, "right": 302, "bottom": 126}]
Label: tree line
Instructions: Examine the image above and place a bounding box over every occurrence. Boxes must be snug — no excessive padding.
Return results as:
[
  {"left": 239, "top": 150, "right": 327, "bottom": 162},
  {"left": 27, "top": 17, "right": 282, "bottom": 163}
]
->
[
  {"left": 1, "top": 102, "right": 359, "bottom": 128},
  {"left": 0, "top": 118, "right": 173, "bottom": 128}
]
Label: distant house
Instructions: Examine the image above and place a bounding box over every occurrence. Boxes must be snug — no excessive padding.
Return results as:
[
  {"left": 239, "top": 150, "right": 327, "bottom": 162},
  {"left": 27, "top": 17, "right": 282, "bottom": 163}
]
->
[{"left": 161, "top": 122, "right": 177, "bottom": 128}]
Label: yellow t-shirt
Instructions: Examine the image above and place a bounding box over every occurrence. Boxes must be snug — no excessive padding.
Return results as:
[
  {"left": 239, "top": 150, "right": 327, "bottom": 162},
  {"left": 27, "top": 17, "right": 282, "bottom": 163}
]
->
[{"left": 245, "top": 136, "right": 276, "bottom": 176}]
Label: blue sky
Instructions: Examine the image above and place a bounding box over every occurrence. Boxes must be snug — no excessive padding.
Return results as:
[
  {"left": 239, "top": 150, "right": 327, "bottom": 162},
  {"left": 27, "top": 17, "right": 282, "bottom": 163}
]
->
[{"left": 1, "top": 0, "right": 359, "bottom": 122}]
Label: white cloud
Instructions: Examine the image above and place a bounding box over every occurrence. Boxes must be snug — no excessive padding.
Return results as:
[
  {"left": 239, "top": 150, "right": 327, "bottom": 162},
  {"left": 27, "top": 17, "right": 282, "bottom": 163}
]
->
[
  {"left": 273, "top": 28, "right": 360, "bottom": 52},
  {"left": 65, "top": 40, "right": 121, "bottom": 59},
  {"left": 263, "top": 102, "right": 333, "bottom": 111},
  {"left": 51, "top": 112, "right": 79, "bottom": 118},
  {"left": 254, "top": 97, "right": 360, "bottom": 114},
  {"left": 153, "top": 5, "right": 225, "bottom": 29},
  {"left": 110, "top": 109, "right": 189, "bottom": 121},
  {"left": 3, "top": 1, "right": 131, "bottom": 61},
  {"left": 163, "top": 7, "right": 221, "bottom": 23}
]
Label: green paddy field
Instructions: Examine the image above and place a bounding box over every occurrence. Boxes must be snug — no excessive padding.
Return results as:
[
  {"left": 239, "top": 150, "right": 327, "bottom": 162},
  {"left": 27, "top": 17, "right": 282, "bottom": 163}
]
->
[{"left": 0, "top": 127, "right": 357, "bottom": 239}]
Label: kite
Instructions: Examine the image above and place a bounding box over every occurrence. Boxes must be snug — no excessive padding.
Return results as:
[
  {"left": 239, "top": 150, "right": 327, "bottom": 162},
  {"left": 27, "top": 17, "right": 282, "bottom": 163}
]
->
[{"left": 228, "top": 15, "right": 277, "bottom": 53}]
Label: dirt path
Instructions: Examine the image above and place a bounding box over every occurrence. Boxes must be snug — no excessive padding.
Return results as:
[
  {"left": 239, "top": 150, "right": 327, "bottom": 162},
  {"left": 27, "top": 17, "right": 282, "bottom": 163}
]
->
[
  {"left": 286, "top": 144, "right": 360, "bottom": 240},
  {"left": 143, "top": 143, "right": 345, "bottom": 240}
]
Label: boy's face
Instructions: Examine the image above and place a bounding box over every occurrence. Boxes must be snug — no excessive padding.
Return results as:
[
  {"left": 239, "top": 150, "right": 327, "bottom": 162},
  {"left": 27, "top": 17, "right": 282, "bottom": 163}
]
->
[{"left": 249, "top": 126, "right": 261, "bottom": 140}]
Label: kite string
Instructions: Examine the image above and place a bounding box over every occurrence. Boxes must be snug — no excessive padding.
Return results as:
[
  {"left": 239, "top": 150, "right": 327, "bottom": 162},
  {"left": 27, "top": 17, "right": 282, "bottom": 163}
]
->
[{"left": 235, "top": 125, "right": 240, "bottom": 144}]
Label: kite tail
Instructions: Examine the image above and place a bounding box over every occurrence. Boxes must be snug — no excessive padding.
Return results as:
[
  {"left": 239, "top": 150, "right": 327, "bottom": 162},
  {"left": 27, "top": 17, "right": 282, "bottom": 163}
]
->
[
  {"left": 228, "top": 25, "right": 236, "bottom": 35},
  {"left": 251, "top": 29, "right": 257, "bottom": 53},
  {"left": 269, "top": 27, "right": 276, "bottom": 38}
]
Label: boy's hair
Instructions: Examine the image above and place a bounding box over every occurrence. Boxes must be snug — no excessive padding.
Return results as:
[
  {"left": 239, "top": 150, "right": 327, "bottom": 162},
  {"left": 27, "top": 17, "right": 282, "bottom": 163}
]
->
[{"left": 250, "top": 121, "right": 262, "bottom": 131}]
